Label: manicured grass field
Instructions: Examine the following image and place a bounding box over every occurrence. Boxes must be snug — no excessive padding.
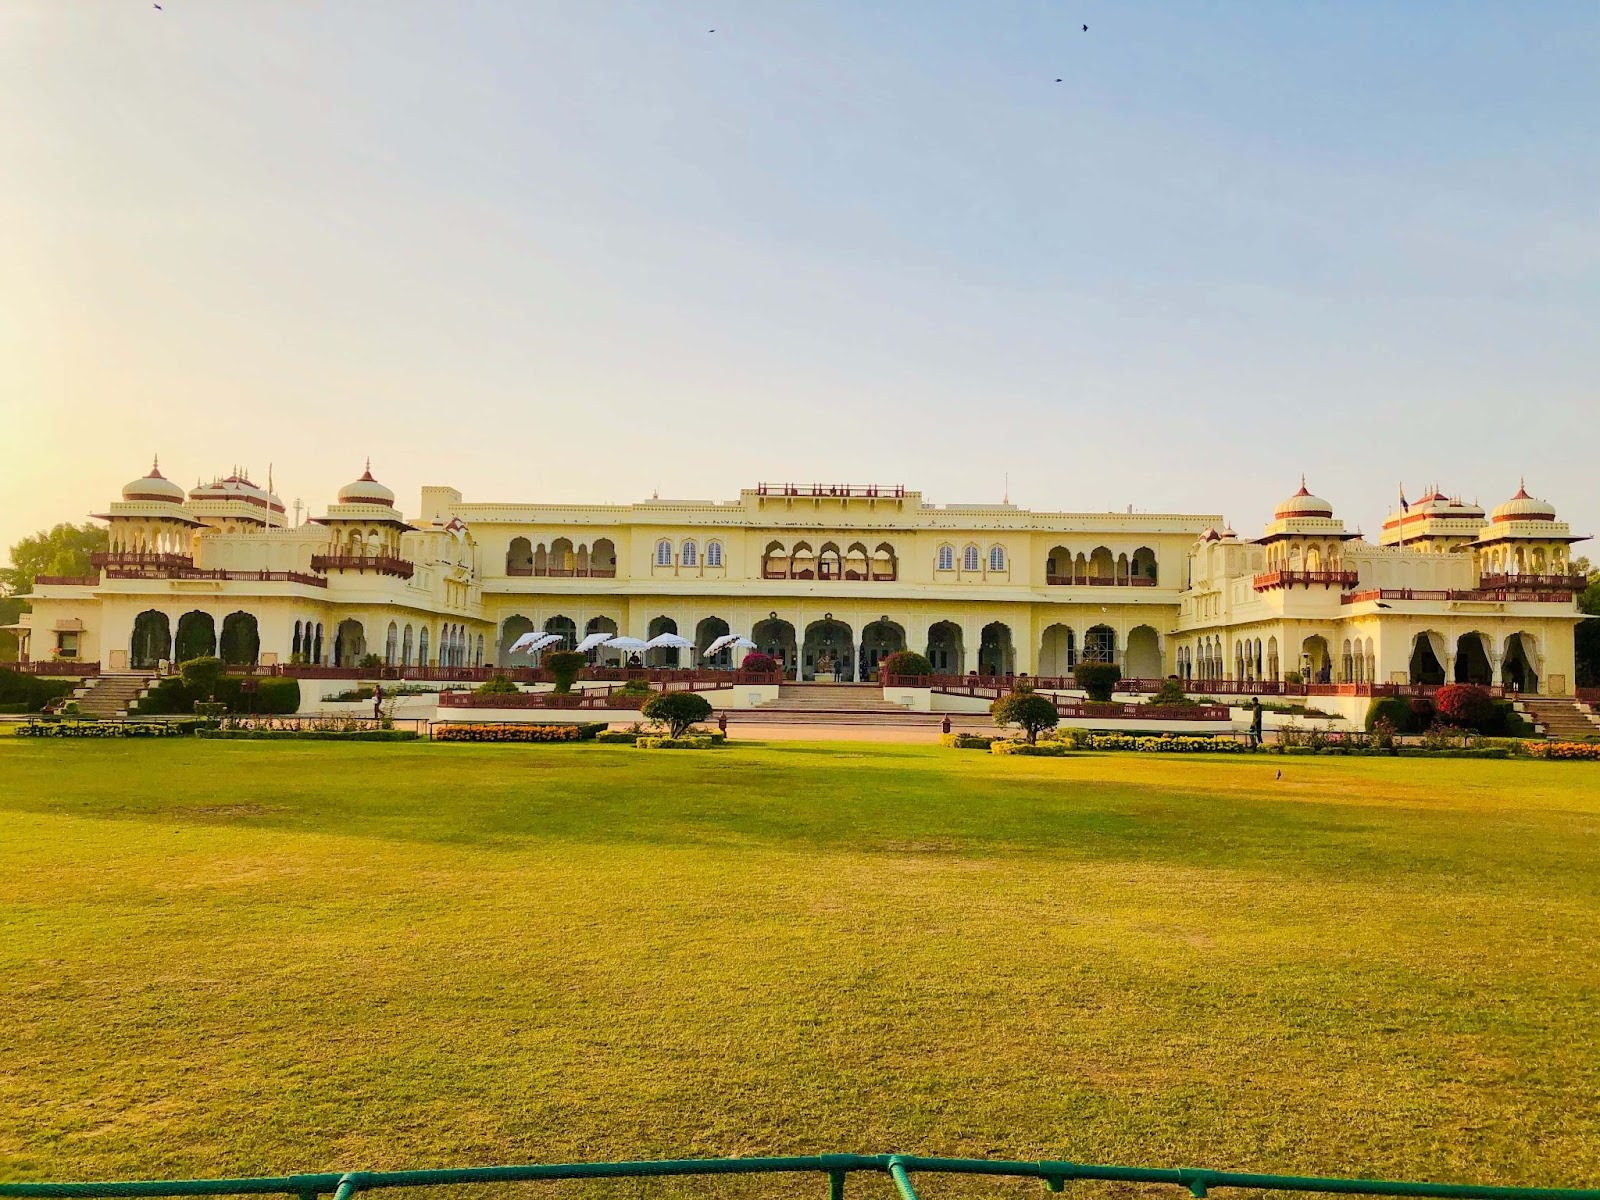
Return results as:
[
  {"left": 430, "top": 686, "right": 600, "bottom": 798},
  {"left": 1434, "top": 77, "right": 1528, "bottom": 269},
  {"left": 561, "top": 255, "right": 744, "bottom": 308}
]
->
[{"left": 2, "top": 741, "right": 1598, "bottom": 1197}]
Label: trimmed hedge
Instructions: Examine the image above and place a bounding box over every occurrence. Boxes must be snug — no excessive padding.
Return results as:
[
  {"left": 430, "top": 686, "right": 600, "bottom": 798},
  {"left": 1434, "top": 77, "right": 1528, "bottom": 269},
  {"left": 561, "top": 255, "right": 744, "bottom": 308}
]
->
[
  {"left": 18, "top": 721, "right": 184, "bottom": 738},
  {"left": 196, "top": 729, "right": 418, "bottom": 742},
  {"left": 1074, "top": 662, "right": 1122, "bottom": 702},
  {"left": 595, "top": 730, "right": 640, "bottom": 744},
  {"left": 879, "top": 650, "right": 933, "bottom": 679},
  {"left": 135, "top": 675, "right": 300, "bottom": 716},
  {"left": 636, "top": 735, "right": 720, "bottom": 750},
  {"left": 1086, "top": 734, "right": 1252, "bottom": 753},
  {"left": 433, "top": 722, "right": 605, "bottom": 742},
  {"left": 0, "top": 668, "right": 74, "bottom": 713},
  {"left": 940, "top": 733, "right": 997, "bottom": 749},
  {"left": 990, "top": 740, "right": 1069, "bottom": 756}
]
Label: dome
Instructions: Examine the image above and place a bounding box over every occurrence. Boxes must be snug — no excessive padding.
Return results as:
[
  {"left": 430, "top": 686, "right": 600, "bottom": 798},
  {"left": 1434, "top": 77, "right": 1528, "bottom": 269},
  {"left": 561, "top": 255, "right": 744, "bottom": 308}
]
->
[
  {"left": 122, "top": 458, "right": 185, "bottom": 504},
  {"left": 1274, "top": 477, "right": 1334, "bottom": 520},
  {"left": 1491, "top": 480, "right": 1557, "bottom": 524},
  {"left": 188, "top": 470, "right": 285, "bottom": 515},
  {"left": 337, "top": 463, "right": 395, "bottom": 507}
]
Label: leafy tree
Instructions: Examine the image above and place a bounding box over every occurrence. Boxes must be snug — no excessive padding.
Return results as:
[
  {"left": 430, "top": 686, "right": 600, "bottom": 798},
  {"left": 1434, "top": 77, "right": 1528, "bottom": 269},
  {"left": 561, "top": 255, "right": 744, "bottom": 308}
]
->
[
  {"left": 641, "top": 690, "right": 713, "bottom": 738},
  {"left": 991, "top": 690, "right": 1060, "bottom": 744},
  {"left": 0, "top": 594, "right": 24, "bottom": 662},
  {"left": 1434, "top": 684, "right": 1498, "bottom": 732},
  {"left": 2, "top": 523, "right": 108, "bottom": 594},
  {"left": 1073, "top": 661, "right": 1122, "bottom": 702},
  {"left": 878, "top": 650, "right": 933, "bottom": 680},
  {"left": 1576, "top": 557, "right": 1600, "bottom": 687},
  {"left": 545, "top": 650, "right": 586, "bottom": 694}
]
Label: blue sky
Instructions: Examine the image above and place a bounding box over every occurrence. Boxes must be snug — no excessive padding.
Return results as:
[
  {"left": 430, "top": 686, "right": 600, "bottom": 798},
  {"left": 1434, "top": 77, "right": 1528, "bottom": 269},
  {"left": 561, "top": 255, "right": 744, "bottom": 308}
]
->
[{"left": 2, "top": 1, "right": 1596, "bottom": 550}]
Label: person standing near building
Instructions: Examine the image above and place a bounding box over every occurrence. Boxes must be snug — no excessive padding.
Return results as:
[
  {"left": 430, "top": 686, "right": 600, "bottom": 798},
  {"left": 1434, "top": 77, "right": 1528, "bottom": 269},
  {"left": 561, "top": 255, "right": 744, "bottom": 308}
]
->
[{"left": 1249, "top": 697, "right": 1264, "bottom": 748}]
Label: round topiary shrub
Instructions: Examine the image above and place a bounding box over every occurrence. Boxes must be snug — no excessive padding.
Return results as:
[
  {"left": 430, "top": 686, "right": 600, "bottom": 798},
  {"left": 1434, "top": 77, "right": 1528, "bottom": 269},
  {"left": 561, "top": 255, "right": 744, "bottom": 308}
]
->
[
  {"left": 740, "top": 652, "right": 780, "bottom": 675},
  {"left": 178, "top": 656, "right": 224, "bottom": 699},
  {"left": 1073, "top": 661, "right": 1122, "bottom": 702},
  {"left": 544, "top": 651, "right": 586, "bottom": 694},
  {"left": 641, "top": 690, "right": 714, "bottom": 738},
  {"left": 475, "top": 672, "right": 520, "bottom": 695},
  {"left": 1434, "top": 683, "right": 1498, "bottom": 732},
  {"left": 878, "top": 650, "right": 933, "bottom": 680}
]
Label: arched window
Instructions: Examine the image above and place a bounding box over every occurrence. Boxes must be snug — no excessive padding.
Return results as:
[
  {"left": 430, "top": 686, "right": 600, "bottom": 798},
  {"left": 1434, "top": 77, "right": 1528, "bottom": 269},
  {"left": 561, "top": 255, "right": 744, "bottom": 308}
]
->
[
  {"left": 655, "top": 539, "right": 673, "bottom": 566},
  {"left": 681, "top": 540, "right": 698, "bottom": 567},
  {"left": 706, "top": 540, "right": 723, "bottom": 567},
  {"left": 937, "top": 544, "right": 955, "bottom": 572},
  {"left": 988, "top": 545, "right": 1006, "bottom": 572},
  {"left": 962, "top": 544, "right": 981, "bottom": 572}
]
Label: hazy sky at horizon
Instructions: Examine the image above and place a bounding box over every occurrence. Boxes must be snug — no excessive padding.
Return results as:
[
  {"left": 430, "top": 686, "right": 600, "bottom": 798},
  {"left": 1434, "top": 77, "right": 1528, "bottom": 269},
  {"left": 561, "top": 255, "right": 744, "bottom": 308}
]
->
[{"left": 2, "top": 1, "right": 1597, "bottom": 555}]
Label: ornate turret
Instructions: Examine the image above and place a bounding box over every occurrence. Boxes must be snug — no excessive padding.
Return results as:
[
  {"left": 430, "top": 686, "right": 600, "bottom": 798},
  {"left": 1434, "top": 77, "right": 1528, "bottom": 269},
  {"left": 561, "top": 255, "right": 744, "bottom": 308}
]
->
[
  {"left": 187, "top": 467, "right": 287, "bottom": 530},
  {"left": 311, "top": 462, "right": 416, "bottom": 578},
  {"left": 1252, "top": 478, "right": 1359, "bottom": 591},
  {"left": 1379, "top": 483, "right": 1486, "bottom": 551},
  {"left": 1472, "top": 481, "right": 1588, "bottom": 588},
  {"left": 91, "top": 458, "right": 206, "bottom": 569}
]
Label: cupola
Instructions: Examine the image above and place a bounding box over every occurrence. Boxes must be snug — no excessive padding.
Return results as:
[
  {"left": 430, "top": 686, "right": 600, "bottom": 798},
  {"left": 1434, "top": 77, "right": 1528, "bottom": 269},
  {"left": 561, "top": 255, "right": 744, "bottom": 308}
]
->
[
  {"left": 121, "top": 458, "right": 186, "bottom": 505},
  {"left": 337, "top": 461, "right": 396, "bottom": 507}
]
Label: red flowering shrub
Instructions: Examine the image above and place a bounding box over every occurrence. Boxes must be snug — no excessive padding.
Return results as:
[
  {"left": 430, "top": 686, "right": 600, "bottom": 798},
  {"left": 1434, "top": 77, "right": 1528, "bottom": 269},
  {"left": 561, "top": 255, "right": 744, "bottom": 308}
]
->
[
  {"left": 739, "top": 652, "right": 780, "bottom": 675},
  {"left": 1434, "top": 684, "right": 1497, "bottom": 732}
]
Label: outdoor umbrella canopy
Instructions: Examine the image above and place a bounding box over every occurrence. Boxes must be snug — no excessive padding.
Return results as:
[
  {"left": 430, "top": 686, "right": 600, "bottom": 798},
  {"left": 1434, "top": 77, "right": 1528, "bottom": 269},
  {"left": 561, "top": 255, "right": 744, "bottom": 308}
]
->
[
  {"left": 730, "top": 636, "right": 758, "bottom": 650},
  {"left": 644, "top": 632, "right": 694, "bottom": 650},
  {"left": 701, "top": 633, "right": 738, "bottom": 657},
  {"left": 510, "top": 632, "right": 562, "bottom": 654},
  {"left": 573, "top": 632, "right": 615, "bottom": 654},
  {"left": 605, "top": 636, "right": 651, "bottom": 652}
]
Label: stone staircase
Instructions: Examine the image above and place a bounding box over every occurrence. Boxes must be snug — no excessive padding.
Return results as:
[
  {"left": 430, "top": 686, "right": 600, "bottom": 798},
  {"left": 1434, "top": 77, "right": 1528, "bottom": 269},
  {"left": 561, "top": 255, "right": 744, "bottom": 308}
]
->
[
  {"left": 71, "top": 672, "right": 155, "bottom": 718},
  {"left": 1517, "top": 697, "right": 1600, "bottom": 741},
  {"left": 753, "top": 683, "right": 915, "bottom": 716}
]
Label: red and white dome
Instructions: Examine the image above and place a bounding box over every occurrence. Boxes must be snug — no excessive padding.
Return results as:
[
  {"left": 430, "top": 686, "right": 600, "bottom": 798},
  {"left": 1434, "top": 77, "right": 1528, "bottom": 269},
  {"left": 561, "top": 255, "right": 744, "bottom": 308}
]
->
[
  {"left": 189, "top": 471, "right": 285, "bottom": 515},
  {"left": 1491, "top": 481, "right": 1557, "bottom": 523},
  {"left": 1274, "top": 478, "right": 1334, "bottom": 520},
  {"left": 121, "top": 459, "right": 186, "bottom": 504},
  {"left": 337, "top": 463, "right": 395, "bottom": 507}
]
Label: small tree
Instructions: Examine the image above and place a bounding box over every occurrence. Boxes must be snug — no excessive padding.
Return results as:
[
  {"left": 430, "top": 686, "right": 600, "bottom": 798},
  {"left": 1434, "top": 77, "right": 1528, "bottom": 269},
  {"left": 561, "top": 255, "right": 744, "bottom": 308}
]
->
[
  {"left": 545, "top": 650, "right": 585, "bottom": 694},
  {"left": 1434, "top": 683, "right": 1497, "bottom": 732},
  {"left": 1073, "top": 661, "right": 1122, "bottom": 702},
  {"left": 878, "top": 650, "right": 933, "bottom": 680},
  {"left": 179, "top": 656, "right": 225, "bottom": 700},
  {"left": 475, "top": 672, "right": 520, "bottom": 695},
  {"left": 991, "top": 690, "right": 1060, "bottom": 744},
  {"left": 642, "top": 690, "right": 713, "bottom": 738},
  {"left": 740, "top": 652, "right": 780, "bottom": 676}
]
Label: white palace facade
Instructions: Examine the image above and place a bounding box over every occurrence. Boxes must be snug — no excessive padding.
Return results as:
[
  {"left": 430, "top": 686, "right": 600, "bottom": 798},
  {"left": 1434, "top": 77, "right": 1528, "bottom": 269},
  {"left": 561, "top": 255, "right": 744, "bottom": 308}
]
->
[{"left": 13, "top": 464, "right": 1590, "bottom": 697}]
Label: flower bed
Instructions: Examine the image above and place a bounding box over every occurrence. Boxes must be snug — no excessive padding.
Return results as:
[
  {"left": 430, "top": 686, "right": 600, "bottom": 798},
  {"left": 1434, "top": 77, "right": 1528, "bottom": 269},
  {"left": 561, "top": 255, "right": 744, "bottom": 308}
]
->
[
  {"left": 1527, "top": 741, "right": 1600, "bottom": 761},
  {"left": 433, "top": 723, "right": 606, "bottom": 743},
  {"left": 438, "top": 691, "right": 647, "bottom": 710},
  {"left": 1085, "top": 733, "right": 1253, "bottom": 753},
  {"left": 990, "top": 740, "right": 1069, "bottom": 756},
  {"left": 197, "top": 729, "right": 418, "bottom": 742},
  {"left": 18, "top": 720, "right": 186, "bottom": 738}
]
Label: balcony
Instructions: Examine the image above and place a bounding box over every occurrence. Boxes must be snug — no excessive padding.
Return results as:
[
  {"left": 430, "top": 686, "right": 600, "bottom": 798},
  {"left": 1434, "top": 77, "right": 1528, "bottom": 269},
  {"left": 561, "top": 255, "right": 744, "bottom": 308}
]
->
[
  {"left": 1478, "top": 573, "right": 1587, "bottom": 591},
  {"left": 1046, "top": 575, "right": 1157, "bottom": 587},
  {"left": 1343, "top": 587, "right": 1575, "bottom": 605},
  {"left": 1253, "top": 569, "right": 1360, "bottom": 591},
  {"left": 506, "top": 566, "right": 618, "bottom": 578},
  {"left": 761, "top": 568, "right": 898, "bottom": 582},
  {"left": 90, "top": 551, "right": 194, "bottom": 571},
  {"left": 311, "top": 553, "right": 415, "bottom": 579}
]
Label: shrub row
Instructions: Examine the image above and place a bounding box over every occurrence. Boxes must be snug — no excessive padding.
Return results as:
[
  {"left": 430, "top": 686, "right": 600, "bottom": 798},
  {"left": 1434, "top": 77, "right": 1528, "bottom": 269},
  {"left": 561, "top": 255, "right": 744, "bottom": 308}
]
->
[
  {"left": 1528, "top": 741, "right": 1600, "bottom": 760},
  {"left": 636, "top": 735, "right": 721, "bottom": 750},
  {"left": 940, "top": 733, "right": 997, "bottom": 749},
  {"left": 135, "top": 675, "right": 300, "bottom": 716},
  {"left": 196, "top": 729, "right": 419, "bottom": 742},
  {"left": 0, "top": 668, "right": 74, "bottom": 713},
  {"left": 990, "top": 740, "right": 1069, "bottom": 756},
  {"left": 1084, "top": 734, "right": 1252, "bottom": 753},
  {"left": 18, "top": 721, "right": 183, "bottom": 738},
  {"left": 433, "top": 722, "right": 605, "bottom": 742},
  {"left": 595, "top": 730, "right": 640, "bottom": 744}
]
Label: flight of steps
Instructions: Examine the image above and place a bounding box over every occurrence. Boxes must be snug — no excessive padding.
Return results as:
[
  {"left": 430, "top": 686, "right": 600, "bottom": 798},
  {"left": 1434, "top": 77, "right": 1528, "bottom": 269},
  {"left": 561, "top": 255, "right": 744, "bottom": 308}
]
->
[
  {"left": 752, "top": 683, "right": 917, "bottom": 717},
  {"left": 1517, "top": 697, "right": 1600, "bottom": 741},
  {"left": 71, "top": 672, "right": 155, "bottom": 718}
]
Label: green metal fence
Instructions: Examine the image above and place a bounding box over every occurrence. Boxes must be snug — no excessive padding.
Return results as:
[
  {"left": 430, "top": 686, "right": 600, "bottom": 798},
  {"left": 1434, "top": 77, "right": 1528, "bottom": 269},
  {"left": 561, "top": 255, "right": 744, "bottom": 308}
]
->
[{"left": 2, "top": 1155, "right": 1597, "bottom": 1200}]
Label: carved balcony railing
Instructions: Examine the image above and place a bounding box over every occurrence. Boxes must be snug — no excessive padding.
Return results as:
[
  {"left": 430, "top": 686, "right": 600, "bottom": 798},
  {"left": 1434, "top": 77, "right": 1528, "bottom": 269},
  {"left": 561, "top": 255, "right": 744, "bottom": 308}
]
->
[
  {"left": 1253, "top": 569, "right": 1361, "bottom": 591},
  {"left": 1477, "top": 573, "right": 1587, "bottom": 590},
  {"left": 90, "top": 551, "right": 195, "bottom": 571},
  {"left": 311, "top": 553, "right": 416, "bottom": 579},
  {"left": 505, "top": 566, "right": 618, "bottom": 578},
  {"left": 1046, "top": 575, "right": 1158, "bottom": 587}
]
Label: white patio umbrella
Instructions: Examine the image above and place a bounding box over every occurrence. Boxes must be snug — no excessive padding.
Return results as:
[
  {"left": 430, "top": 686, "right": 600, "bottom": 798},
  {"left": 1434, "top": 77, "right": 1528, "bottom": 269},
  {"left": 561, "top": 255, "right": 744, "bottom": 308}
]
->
[
  {"left": 573, "top": 631, "right": 615, "bottom": 654},
  {"left": 510, "top": 631, "right": 562, "bottom": 654},
  {"left": 605, "top": 636, "right": 651, "bottom": 653},
  {"left": 645, "top": 632, "right": 694, "bottom": 650},
  {"left": 701, "top": 633, "right": 738, "bottom": 657}
]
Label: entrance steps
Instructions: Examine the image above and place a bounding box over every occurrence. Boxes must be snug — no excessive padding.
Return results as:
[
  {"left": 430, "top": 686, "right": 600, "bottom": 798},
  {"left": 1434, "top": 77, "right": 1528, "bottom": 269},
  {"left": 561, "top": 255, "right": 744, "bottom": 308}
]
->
[
  {"left": 72, "top": 672, "right": 156, "bottom": 718},
  {"left": 754, "top": 683, "right": 915, "bottom": 715},
  {"left": 1517, "top": 697, "right": 1600, "bottom": 740}
]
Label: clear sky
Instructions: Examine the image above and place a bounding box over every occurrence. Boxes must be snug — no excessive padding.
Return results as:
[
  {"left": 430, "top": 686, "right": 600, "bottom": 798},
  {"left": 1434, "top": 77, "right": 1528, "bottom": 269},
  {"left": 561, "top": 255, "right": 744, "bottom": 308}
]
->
[{"left": 2, "top": 1, "right": 1596, "bottom": 555}]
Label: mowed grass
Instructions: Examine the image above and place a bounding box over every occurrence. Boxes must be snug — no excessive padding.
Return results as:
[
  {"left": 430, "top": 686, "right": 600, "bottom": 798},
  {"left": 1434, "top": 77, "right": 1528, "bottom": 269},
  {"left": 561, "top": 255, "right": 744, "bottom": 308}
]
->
[{"left": 2, "top": 741, "right": 1599, "bottom": 1198}]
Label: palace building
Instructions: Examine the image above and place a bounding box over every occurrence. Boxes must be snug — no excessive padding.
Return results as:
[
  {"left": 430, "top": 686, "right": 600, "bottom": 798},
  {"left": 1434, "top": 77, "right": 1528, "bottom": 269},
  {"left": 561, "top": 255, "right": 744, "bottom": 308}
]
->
[{"left": 12, "top": 465, "right": 1589, "bottom": 698}]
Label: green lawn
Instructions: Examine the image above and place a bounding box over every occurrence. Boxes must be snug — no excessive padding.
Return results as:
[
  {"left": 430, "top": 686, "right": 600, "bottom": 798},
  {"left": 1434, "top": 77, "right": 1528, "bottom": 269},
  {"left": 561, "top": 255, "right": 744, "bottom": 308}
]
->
[{"left": 2, "top": 741, "right": 1598, "bottom": 1196}]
